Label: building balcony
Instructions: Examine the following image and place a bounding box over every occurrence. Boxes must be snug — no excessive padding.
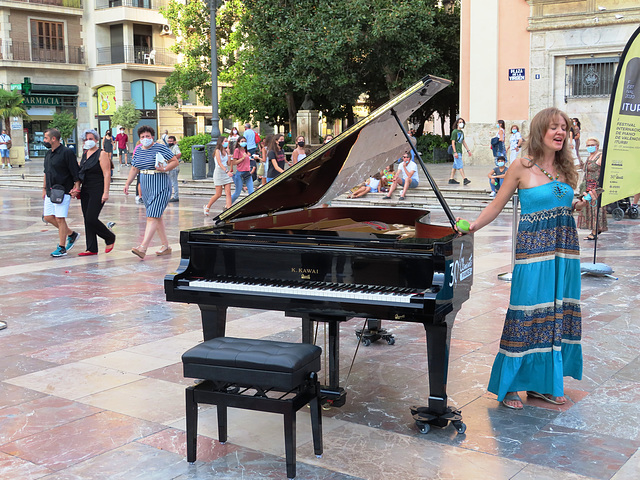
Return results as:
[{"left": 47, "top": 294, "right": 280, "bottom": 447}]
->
[
  {"left": 8, "top": 0, "right": 82, "bottom": 7},
  {"left": 0, "top": 40, "right": 85, "bottom": 64},
  {"left": 96, "top": 46, "right": 176, "bottom": 66},
  {"left": 95, "top": 0, "right": 167, "bottom": 10}
]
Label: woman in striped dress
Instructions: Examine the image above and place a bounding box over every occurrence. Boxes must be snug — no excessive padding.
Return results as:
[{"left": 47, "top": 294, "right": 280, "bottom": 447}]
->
[
  {"left": 123, "top": 125, "right": 179, "bottom": 259},
  {"left": 459, "top": 108, "right": 594, "bottom": 410}
]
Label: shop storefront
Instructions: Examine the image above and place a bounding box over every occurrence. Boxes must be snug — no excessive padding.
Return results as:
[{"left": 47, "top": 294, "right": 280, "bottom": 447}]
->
[{"left": 22, "top": 85, "right": 79, "bottom": 158}]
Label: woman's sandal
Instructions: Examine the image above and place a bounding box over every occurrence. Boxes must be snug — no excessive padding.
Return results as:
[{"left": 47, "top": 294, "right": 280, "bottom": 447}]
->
[
  {"left": 131, "top": 245, "right": 147, "bottom": 259},
  {"left": 502, "top": 392, "right": 524, "bottom": 410},
  {"left": 584, "top": 234, "right": 596, "bottom": 241},
  {"left": 156, "top": 245, "right": 172, "bottom": 256},
  {"left": 203, "top": 205, "right": 210, "bottom": 216},
  {"left": 526, "top": 391, "right": 566, "bottom": 405}
]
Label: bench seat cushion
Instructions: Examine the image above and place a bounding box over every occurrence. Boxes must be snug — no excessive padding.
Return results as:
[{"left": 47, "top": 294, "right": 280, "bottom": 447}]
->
[{"left": 182, "top": 337, "right": 322, "bottom": 391}]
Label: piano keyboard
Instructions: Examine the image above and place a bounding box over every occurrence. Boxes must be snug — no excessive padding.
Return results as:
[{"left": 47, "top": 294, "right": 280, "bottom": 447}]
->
[{"left": 183, "top": 277, "right": 433, "bottom": 308}]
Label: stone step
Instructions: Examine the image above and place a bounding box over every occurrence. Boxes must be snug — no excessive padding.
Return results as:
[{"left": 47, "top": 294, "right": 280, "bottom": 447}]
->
[{"left": 0, "top": 172, "right": 508, "bottom": 212}]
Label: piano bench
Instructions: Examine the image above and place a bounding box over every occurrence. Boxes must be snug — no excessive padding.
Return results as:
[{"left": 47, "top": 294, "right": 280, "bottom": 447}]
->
[{"left": 182, "top": 337, "right": 323, "bottom": 479}]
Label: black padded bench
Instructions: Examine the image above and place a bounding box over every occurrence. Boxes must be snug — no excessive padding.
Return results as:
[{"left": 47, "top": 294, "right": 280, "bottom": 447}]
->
[{"left": 182, "top": 337, "right": 323, "bottom": 479}]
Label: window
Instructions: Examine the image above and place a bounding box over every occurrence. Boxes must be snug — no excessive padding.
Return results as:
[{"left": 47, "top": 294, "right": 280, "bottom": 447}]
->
[
  {"left": 30, "top": 20, "right": 65, "bottom": 62},
  {"left": 565, "top": 56, "right": 619, "bottom": 100}
]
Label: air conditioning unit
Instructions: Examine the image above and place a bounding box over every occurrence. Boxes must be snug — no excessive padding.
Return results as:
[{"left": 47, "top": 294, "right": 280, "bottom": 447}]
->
[{"left": 160, "top": 24, "right": 172, "bottom": 36}]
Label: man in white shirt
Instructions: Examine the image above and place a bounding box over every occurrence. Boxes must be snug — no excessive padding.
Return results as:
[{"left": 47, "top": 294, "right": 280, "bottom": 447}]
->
[
  {"left": 382, "top": 152, "right": 419, "bottom": 201},
  {"left": 0, "top": 129, "right": 11, "bottom": 169}
]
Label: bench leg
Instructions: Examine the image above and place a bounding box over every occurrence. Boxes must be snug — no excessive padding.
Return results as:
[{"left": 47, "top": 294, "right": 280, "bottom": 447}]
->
[
  {"left": 310, "top": 384, "right": 323, "bottom": 457},
  {"left": 284, "top": 408, "right": 296, "bottom": 479},
  {"left": 186, "top": 387, "right": 198, "bottom": 463},
  {"left": 217, "top": 404, "right": 228, "bottom": 444}
]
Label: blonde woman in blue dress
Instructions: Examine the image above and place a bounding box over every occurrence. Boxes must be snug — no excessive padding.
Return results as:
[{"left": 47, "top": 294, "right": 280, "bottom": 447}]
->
[
  {"left": 458, "top": 108, "right": 594, "bottom": 410},
  {"left": 123, "top": 125, "right": 179, "bottom": 259}
]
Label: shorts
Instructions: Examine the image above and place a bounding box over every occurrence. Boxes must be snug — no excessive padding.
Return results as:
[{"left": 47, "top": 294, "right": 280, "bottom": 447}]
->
[
  {"left": 43, "top": 194, "right": 71, "bottom": 218},
  {"left": 118, "top": 147, "right": 128, "bottom": 155},
  {"left": 452, "top": 154, "right": 464, "bottom": 170},
  {"left": 399, "top": 178, "right": 419, "bottom": 189},
  {"left": 0, "top": 149, "right": 9, "bottom": 158}
]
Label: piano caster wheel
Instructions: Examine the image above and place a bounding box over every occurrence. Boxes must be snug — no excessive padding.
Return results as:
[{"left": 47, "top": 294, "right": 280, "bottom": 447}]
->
[
  {"left": 416, "top": 421, "right": 430, "bottom": 434},
  {"left": 452, "top": 420, "right": 467, "bottom": 434},
  {"left": 387, "top": 336, "right": 395, "bottom": 345},
  {"left": 362, "top": 338, "right": 371, "bottom": 347},
  {"left": 316, "top": 454, "right": 323, "bottom": 459}
]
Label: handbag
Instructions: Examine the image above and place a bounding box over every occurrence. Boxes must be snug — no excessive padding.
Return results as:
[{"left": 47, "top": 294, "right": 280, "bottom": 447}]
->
[
  {"left": 50, "top": 184, "right": 66, "bottom": 204},
  {"left": 257, "top": 162, "right": 265, "bottom": 176},
  {"left": 447, "top": 145, "right": 454, "bottom": 155},
  {"left": 241, "top": 171, "right": 251, "bottom": 181}
]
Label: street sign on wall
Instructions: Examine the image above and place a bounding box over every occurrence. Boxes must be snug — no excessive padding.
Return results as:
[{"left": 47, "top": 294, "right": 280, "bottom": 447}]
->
[{"left": 508, "top": 68, "right": 526, "bottom": 81}]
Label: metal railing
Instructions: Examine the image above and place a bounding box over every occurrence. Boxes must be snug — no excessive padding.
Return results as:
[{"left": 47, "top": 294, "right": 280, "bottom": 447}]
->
[
  {"left": 95, "top": 0, "right": 168, "bottom": 9},
  {"left": 1, "top": 41, "right": 85, "bottom": 64},
  {"left": 96, "top": 46, "right": 176, "bottom": 66},
  {"left": 11, "top": 0, "right": 83, "bottom": 8}
]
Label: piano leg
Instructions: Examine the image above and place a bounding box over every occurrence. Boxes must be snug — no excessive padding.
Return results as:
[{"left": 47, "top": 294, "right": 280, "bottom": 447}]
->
[
  {"left": 199, "top": 305, "right": 228, "bottom": 341},
  {"left": 301, "top": 315, "right": 346, "bottom": 407},
  {"left": 410, "top": 320, "right": 466, "bottom": 435}
]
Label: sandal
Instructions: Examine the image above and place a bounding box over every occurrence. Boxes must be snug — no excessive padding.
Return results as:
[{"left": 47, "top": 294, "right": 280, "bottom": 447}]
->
[
  {"left": 203, "top": 205, "right": 210, "bottom": 216},
  {"left": 502, "top": 392, "right": 523, "bottom": 410},
  {"left": 155, "top": 245, "right": 172, "bottom": 256},
  {"left": 584, "top": 234, "right": 596, "bottom": 241},
  {"left": 131, "top": 245, "right": 147, "bottom": 259},
  {"left": 526, "top": 391, "right": 566, "bottom": 405}
]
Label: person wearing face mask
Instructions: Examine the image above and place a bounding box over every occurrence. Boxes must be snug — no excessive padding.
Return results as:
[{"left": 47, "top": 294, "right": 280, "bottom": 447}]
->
[
  {"left": 291, "top": 135, "right": 309, "bottom": 165},
  {"left": 42, "top": 128, "right": 81, "bottom": 257},
  {"left": 487, "top": 155, "right": 508, "bottom": 197},
  {"left": 448, "top": 118, "right": 472, "bottom": 185},
  {"left": 123, "top": 125, "right": 179, "bottom": 259},
  {"left": 204, "top": 136, "right": 234, "bottom": 214},
  {"left": 577, "top": 137, "right": 607, "bottom": 241},
  {"left": 230, "top": 135, "right": 255, "bottom": 203},
  {"left": 507, "top": 125, "right": 523, "bottom": 166},
  {"left": 166, "top": 135, "right": 182, "bottom": 202},
  {"left": 77, "top": 129, "right": 116, "bottom": 256},
  {"left": 228, "top": 126, "right": 240, "bottom": 153},
  {"left": 382, "top": 152, "right": 419, "bottom": 200},
  {"left": 267, "top": 134, "right": 286, "bottom": 182},
  {"left": 569, "top": 118, "right": 581, "bottom": 163}
]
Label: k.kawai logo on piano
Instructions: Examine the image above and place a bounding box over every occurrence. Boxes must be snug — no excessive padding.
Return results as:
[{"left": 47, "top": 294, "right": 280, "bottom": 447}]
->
[
  {"left": 292, "top": 267, "right": 319, "bottom": 280},
  {"left": 449, "top": 243, "right": 473, "bottom": 288}
]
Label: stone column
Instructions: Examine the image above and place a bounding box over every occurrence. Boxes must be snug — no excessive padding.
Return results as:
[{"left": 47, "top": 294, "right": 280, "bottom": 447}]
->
[{"left": 296, "top": 110, "right": 320, "bottom": 144}]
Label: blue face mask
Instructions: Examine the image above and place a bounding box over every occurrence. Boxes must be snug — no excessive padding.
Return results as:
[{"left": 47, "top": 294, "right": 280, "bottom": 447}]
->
[
  {"left": 497, "top": 161, "right": 505, "bottom": 167},
  {"left": 512, "top": 129, "right": 517, "bottom": 134},
  {"left": 239, "top": 142, "right": 247, "bottom": 148},
  {"left": 222, "top": 142, "right": 229, "bottom": 148},
  {"left": 586, "top": 145, "right": 597, "bottom": 153}
]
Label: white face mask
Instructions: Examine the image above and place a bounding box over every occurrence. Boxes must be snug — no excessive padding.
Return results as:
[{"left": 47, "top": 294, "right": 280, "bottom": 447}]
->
[
  {"left": 458, "top": 123, "right": 464, "bottom": 129},
  {"left": 140, "top": 138, "right": 153, "bottom": 147},
  {"left": 84, "top": 140, "right": 96, "bottom": 150}
]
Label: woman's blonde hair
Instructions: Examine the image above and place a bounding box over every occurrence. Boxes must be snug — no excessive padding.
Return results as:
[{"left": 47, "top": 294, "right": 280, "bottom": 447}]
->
[
  {"left": 586, "top": 137, "right": 600, "bottom": 147},
  {"left": 523, "top": 107, "right": 578, "bottom": 189}
]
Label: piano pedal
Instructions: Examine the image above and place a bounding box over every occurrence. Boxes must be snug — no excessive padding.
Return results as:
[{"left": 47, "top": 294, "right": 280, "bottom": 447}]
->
[
  {"left": 355, "top": 328, "right": 395, "bottom": 346},
  {"left": 410, "top": 405, "right": 466, "bottom": 435},
  {"left": 319, "top": 386, "right": 346, "bottom": 408}
]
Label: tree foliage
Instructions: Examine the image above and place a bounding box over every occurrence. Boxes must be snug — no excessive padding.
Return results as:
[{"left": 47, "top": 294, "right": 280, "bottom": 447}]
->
[
  {"left": 158, "top": 0, "right": 460, "bottom": 137},
  {"left": 0, "top": 89, "right": 31, "bottom": 133},
  {"left": 110, "top": 101, "right": 142, "bottom": 130},
  {"left": 48, "top": 111, "right": 77, "bottom": 142}
]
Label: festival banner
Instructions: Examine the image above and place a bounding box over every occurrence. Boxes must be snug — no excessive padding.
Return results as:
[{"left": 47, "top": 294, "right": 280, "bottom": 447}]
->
[
  {"left": 600, "top": 25, "right": 640, "bottom": 206},
  {"left": 97, "top": 85, "right": 116, "bottom": 116}
]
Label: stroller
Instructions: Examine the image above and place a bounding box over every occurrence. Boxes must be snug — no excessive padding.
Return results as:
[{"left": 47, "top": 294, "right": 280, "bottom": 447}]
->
[{"left": 607, "top": 197, "right": 639, "bottom": 221}]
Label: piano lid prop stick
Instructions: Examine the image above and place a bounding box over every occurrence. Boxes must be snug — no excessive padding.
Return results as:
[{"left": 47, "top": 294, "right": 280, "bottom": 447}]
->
[{"left": 390, "top": 107, "right": 458, "bottom": 229}]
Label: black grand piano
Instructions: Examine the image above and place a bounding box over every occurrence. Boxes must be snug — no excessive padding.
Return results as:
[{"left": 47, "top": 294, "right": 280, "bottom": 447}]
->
[{"left": 165, "top": 75, "right": 474, "bottom": 434}]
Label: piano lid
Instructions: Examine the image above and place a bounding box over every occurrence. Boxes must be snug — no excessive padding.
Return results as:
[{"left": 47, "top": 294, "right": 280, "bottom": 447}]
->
[{"left": 215, "top": 74, "right": 451, "bottom": 225}]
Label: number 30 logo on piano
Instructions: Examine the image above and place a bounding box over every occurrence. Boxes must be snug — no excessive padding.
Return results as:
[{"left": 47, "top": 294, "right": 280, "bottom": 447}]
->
[{"left": 449, "top": 244, "right": 473, "bottom": 287}]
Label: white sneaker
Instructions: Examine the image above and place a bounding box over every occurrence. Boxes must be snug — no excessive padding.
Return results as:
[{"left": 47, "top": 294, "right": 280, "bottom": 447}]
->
[
  {"left": 489, "top": 191, "right": 496, "bottom": 197},
  {"left": 8, "top": 164, "right": 11, "bottom": 169},
  {"left": 1, "top": 165, "right": 5, "bottom": 169},
  {"left": 135, "top": 196, "right": 141, "bottom": 204}
]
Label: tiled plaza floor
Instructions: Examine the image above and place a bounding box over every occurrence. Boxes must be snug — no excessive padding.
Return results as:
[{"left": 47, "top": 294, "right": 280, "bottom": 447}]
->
[{"left": 1, "top": 165, "right": 639, "bottom": 479}]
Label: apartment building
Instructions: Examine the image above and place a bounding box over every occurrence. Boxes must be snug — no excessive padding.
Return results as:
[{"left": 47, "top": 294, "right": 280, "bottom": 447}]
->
[{"left": 0, "top": 0, "right": 184, "bottom": 165}]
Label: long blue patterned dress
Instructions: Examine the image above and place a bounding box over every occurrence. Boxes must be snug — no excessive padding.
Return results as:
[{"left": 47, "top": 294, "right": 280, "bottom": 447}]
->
[{"left": 488, "top": 180, "right": 583, "bottom": 401}]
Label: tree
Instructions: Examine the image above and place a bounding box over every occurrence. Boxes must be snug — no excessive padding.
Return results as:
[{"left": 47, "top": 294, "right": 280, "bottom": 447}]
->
[
  {"left": 0, "top": 89, "right": 31, "bottom": 133},
  {"left": 158, "top": 0, "right": 460, "bottom": 137},
  {"left": 48, "top": 111, "right": 77, "bottom": 143},
  {"left": 110, "top": 101, "right": 142, "bottom": 131}
]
